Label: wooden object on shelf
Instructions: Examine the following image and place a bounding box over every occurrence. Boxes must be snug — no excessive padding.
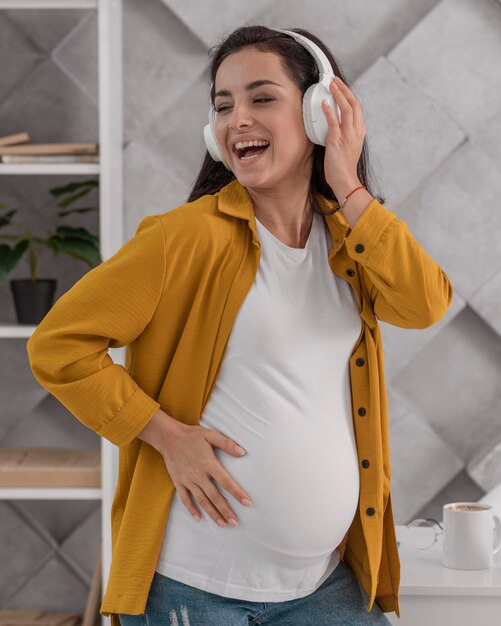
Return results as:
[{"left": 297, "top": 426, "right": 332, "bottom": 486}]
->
[
  {"left": 81, "top": 544, "right": 102, "bottom": 626},
  {"left": 0, "top": 132, "right": 30, "bottom": 146},
  {"left": 0, "top": 609, "right": 80, "bottom": 625},
  {"left": 0, "top": 144, "right": 98, "bottom": 156},
  {"left": 0, "top": 448, "right": 101, "bottom": 488},
  {"left": 1, "top": 155, "right": 99, "bottom": 164}
]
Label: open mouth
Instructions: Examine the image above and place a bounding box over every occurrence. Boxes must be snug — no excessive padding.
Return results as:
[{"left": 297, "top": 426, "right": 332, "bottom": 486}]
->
[{"left": 233, "top": 141, "right": 270, "bottom": 161}]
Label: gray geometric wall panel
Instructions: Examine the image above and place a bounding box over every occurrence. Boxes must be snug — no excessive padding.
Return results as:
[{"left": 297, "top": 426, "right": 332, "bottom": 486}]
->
[{"left": 1, "top": 0, "right": 500, "bottom": 614}]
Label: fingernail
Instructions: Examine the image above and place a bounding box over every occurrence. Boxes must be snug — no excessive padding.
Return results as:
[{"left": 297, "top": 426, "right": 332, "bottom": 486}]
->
[
  {"left": 235, "top": 445, "right": 246, "bottom": 455},
  {"left": 228, "top": 518, "right": 238, "bottom": 527},
  {"left": 217, "top": 518, "right": 226, "bottom": 527},
  {"left": 331, "top": 80, "right": 339, "bottom": 89},
  {"left": 242, "top": 498, "right": 252, "bottom": 506}
]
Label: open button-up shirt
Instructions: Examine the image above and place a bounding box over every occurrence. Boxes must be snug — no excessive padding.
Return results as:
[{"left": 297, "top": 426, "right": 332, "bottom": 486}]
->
[{"left": 26, "top": 179, "right": 454, "bottom": 622}]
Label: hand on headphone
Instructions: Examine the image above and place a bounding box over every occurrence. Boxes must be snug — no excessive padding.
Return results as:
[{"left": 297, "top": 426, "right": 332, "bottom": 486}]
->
[{"left": 321, "top": 76, "right": 366, "bottom": 200}]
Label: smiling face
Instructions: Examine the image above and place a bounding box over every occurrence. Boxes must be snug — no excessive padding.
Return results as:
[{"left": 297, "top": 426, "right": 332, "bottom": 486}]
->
[{"left": 213, "top": 47, "right": 314, "bottom": 192}]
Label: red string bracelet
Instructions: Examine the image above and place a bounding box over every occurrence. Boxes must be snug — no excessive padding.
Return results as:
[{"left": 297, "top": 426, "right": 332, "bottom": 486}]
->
[{"left": 339, "top": 184, "right": 366, "bottom": 210}]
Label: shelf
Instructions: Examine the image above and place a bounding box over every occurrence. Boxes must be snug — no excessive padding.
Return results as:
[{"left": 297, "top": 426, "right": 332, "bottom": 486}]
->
[
  {"left": 0, "top": 487, "right": 102, "bottom": 499},
  {"left": 0, "top": 324, "right": 37, "bottom": 338},
  {"left": 0, "top": 163, "right": 100, "bottom": 175},
  {"left": 0, "top": 447, "right": 102, "bottom": 499},
  {"left": 0, "top": 2, "right": 123, "bottom": 619},
  {"left": 0, "top": 447, "right": 101, "bottom": 489},
  {"left": 0, "top": 1, "right": 97, "bottom": 8}
]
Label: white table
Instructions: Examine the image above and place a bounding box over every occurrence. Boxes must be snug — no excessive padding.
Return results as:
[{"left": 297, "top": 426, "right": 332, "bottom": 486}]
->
[{"left": 386, "top": 525, "right": 501, "bottom": 625}]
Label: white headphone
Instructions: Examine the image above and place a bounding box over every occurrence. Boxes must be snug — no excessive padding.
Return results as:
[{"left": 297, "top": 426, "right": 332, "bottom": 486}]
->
[{"left": 203, "top": 28, "right": 342, "bottom": 170}]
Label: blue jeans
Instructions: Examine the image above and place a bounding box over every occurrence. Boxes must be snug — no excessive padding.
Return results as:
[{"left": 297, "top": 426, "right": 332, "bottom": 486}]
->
[{"left": 118, "top": 559, "right": 392, "bottom": 625}]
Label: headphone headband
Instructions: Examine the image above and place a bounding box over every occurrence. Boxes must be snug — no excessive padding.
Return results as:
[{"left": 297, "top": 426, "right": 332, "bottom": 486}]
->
[
  {"left": 269, "top": 28, "right": 333, "bottom": 80},
  {"left": 203, "top": 27, "right": 340, "bottom": 169}
]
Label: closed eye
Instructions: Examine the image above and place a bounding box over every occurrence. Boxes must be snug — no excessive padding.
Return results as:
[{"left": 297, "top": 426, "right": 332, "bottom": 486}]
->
[{"left": 215, "top": 98, "right": 274, "bottom": 113}]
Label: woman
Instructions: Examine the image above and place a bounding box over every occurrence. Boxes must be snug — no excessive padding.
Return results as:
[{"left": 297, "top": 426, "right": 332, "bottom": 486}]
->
[{"left": 27, "top": 25, "right": 453, "bottom": 625}]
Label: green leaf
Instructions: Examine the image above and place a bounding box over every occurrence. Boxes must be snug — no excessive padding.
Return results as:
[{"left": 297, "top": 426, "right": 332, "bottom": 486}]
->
[
  {"left": 49, "top": 178, "right": 99, "bottom": 210},
  {"left": 0, "top": 208, "right": 17, "bottom": 229},
  {"left": 48, "top": 179, "right": 98, "bottom": 198},
  {"left": 57, "top": 206, "right": 98, "bottom": 217},
  {"left": 0, "top": 239, "right": 29, "bottom": 283},
  {"left": 56, "top": 188, "right": 93, "bottom": 208},
  {"left": 0, "top": 244, "right": 11, "bottom": 281},
  {"left": 55, "top": 225, "right": 99, "bottom": 244},
  {"left": 47, "top": 235, "right": 102, "bottom": 266}
]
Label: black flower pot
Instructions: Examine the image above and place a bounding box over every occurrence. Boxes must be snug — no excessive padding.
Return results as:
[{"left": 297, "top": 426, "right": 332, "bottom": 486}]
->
[{"left": 10, "top": 278, "right": 57, "bottom": 325}]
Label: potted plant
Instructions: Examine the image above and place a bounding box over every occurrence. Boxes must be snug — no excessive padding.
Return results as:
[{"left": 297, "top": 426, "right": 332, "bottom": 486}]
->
[{"left": 0, "top": 179, "right": 102, "bottom": 324}]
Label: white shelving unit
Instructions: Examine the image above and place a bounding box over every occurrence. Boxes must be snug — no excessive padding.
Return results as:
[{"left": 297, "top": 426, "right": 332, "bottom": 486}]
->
[
  {"left": 0, "top": 1, "right": 122, "bottom": 624},
  {"left": 0, "top": 163, "right": 100, "bottom": 175},
  {"left": 0, "top": 487, "right": 103, "bottom": 499}
]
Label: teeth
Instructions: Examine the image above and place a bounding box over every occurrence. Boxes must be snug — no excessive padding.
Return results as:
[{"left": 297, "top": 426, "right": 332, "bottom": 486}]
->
[{"left": 234, "top": 140, "right": 270, "bottom": 150}]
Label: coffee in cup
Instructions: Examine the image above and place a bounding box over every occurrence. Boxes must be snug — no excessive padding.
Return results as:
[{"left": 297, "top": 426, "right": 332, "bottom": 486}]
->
[{"left": 443, "top": 502, "right": 501, "bottom": 570}]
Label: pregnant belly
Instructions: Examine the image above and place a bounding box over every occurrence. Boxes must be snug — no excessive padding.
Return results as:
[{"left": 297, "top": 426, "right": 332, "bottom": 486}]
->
[{"left": 212, "top": 426, "right": 361, "bottom": 559}]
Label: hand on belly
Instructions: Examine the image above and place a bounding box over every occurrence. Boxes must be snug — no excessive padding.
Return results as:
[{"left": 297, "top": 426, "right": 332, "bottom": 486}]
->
[{"left": 214, "top": 438, "right": 360, "bottom": 557}]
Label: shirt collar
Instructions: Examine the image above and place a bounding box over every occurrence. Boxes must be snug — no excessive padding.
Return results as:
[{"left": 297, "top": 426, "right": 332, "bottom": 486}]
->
[{"left": 217, "top": 179, "right": 350, "bottom": 254}]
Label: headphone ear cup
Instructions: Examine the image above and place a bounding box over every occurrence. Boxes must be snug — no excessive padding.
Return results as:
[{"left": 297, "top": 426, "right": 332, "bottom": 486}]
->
[
  {"left": 302, "top": 82, "right": 341, "bottom": 145},
  {"left": 203, "top": 121, "right": 222, "bottom": 162},
  {"left": 203, "top": 110, "right": 231, "bottom": 170}
]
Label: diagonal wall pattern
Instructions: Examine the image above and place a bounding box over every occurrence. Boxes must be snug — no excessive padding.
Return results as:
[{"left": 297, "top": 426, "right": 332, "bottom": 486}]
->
[{"left": 0, "top": 0, "right": 499, "bottom": 612}]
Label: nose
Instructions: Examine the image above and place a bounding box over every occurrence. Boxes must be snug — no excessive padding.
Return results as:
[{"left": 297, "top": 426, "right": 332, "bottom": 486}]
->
[{"left": 228, "top": 102, "right": 253, "bottom": 131}]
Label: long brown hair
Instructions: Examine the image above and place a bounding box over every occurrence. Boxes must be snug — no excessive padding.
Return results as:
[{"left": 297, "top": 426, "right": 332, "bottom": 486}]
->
[{"left": 187, "top": 25, "right": 384, "bottom": 214}]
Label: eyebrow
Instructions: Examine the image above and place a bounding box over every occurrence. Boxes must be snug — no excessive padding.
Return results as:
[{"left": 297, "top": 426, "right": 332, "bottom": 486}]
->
[{"left": 214, "top": 80, "right": 283, "bottom": 99}]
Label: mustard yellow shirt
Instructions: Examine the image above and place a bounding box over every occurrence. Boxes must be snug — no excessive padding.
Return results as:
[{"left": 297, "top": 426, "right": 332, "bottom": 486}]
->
[{"left": 26, "top": 179, "right": 453, "bottom": 622}]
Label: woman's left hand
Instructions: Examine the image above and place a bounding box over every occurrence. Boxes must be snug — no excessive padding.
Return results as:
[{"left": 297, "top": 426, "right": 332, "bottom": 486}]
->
[{"left": 321, "top": 76, "right": 366, "bottom": 199}]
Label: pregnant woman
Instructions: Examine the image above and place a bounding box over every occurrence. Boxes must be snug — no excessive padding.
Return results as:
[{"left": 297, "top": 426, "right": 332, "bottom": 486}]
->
[{"left": 27, "top": 25, "right": 453, "bottom": 625}]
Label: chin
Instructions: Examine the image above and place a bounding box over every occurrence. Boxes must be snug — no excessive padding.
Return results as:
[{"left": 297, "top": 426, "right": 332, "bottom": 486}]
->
[
  {"left": 236, "top": 178, "right": 276, "bottom": 194},
  {"left": 233, "top": 168, "right": 283, "bottom": 189}
]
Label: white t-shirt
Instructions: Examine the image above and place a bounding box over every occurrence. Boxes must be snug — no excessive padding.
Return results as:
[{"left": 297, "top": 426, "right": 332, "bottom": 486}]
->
[{"left": 155, "top": 209, "right": 362, "bottom": 602}]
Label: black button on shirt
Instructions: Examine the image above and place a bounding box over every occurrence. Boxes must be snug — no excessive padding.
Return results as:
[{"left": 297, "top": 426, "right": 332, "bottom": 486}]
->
[
  {"left": 362, "top": 460, "right": 370, "bottom": 468},
  {"left": 356, "top": 358, "right": 365, "bottom": 367},
  {"left": 366, "top": 507, "right": 376, "bottom": 516},
  {"left": 346, "top": 268, "right": 355, "bottom": 277},
  {"left": 355, "top": 243, "right": 365, "bottom": 253},
  {"left": 358, "top": 407, "right": 366, "bottom": 416}
]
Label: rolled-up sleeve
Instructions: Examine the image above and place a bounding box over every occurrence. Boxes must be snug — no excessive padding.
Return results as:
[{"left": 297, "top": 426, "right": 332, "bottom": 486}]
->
[
  {"left": 26, "top": 215, "right": 166, "bottom": 447},
  {"left": 344, "top": 198, "right": 453, "bottom": 329}
]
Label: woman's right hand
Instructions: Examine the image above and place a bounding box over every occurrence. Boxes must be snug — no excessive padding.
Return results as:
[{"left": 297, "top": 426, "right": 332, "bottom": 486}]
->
[{"left": 137, "top": 409, "right": 252, "bottom": 528}]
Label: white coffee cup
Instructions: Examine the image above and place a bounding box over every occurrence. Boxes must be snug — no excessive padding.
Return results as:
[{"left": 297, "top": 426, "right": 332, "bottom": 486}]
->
[{"left": 443, "top": 502, "right": 501, "bottom": 570}]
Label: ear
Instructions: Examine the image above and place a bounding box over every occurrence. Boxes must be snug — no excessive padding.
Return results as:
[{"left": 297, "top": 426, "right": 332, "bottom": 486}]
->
[
  {"left": 303, "top": 82, "right": 341, "bottom": 145},
  {"left": 204, "top": 109, "right": 231, "bottom": 170}
]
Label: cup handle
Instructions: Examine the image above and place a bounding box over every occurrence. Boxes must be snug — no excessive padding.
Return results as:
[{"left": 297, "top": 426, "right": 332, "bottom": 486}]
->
[{"left": 494, "top": 515, "right": 501, "bottom": 555}]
